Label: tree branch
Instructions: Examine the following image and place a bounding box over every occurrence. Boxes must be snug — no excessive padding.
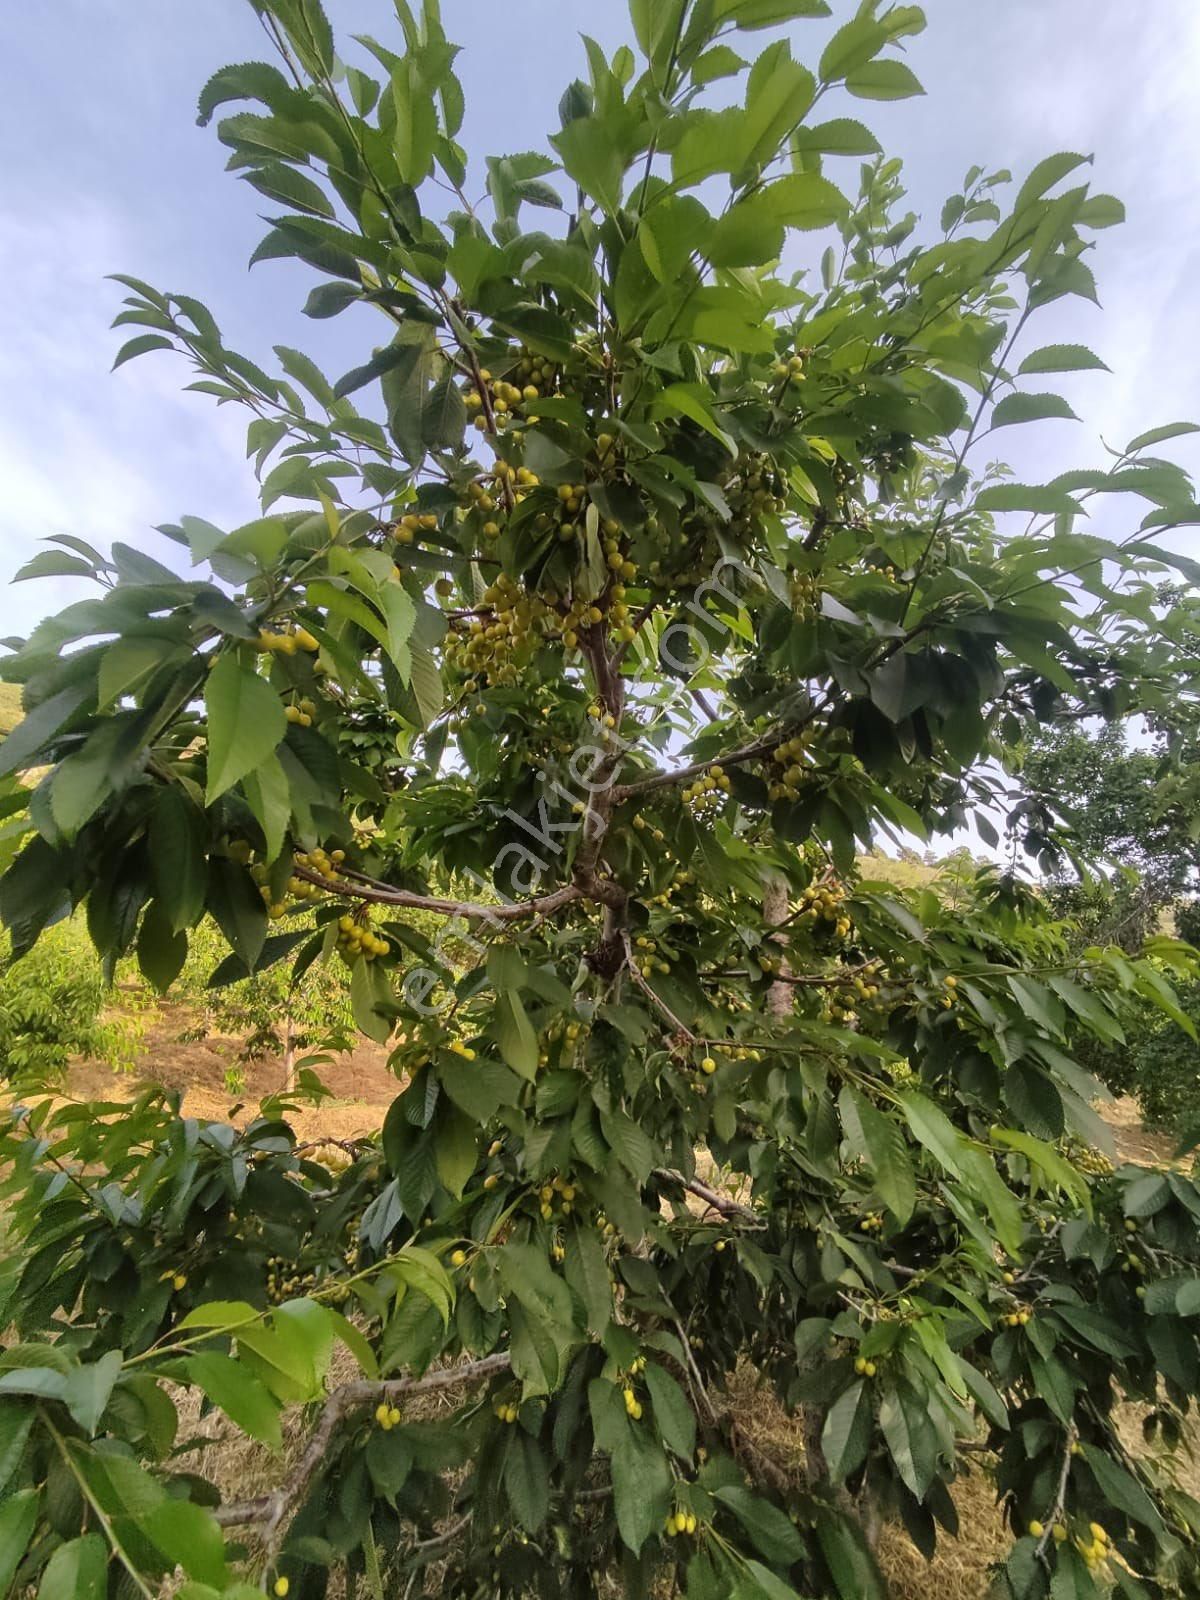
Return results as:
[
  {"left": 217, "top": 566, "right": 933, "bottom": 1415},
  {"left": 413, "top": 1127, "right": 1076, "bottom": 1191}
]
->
[
  {"left": 655, "top": 1168, "right": 758, "bottom": 1221},
  {"left": 611, "top": 734, "right": 781, "bottom": 803},
  {"left": 295, "top": 865, "right": 581, "bottom": 924},
  {"left": 213, "top": 1354, "right": 512, "bottom": 1533}
]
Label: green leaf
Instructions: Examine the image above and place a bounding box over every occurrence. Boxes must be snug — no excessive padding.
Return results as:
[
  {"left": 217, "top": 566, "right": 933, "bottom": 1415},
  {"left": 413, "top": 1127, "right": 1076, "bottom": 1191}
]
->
[
  {"left": 840, "top": 1088, "right": 915, "bottom": 1224},
  {"left": 643, "top": 1364, "right": 695, "bottom": 1460},
  {"left": 716, "top": 0, "right": 831, "bottom": 25},
  {"left": 792, "top": 118, "right": 881, "bottom": 156},
  {"left": 393, "top": 1247, "right": 455, "bottom": 1328},
  {"left": 600, "top": 1108, "right": 656, "bottom": 1185},
  {"left": 991, "top": 392, "right": 1078, "bottom": 429},
  {"left": 845, "top": 60, "right": 924, "bottom": 99},
  {"left": 691, "top": 44, "right": 746, "bottom": 85},
  {"left": 740, "top": 47, "right": 815, "bottom": 171},
  {"left": 0, "top": 682, "right": 92, "bottom": 779},
  {"left": 242, "top": 751, "right": 291, "bottom": 864},
  {"left": 551, "top": 117, "right": 625, "bottom": 213},
  {"left": 650, "top": 383, "right": 736, "bottom": 455},
  {"left": 899, "top": 1091, "right": 964, "bottom": 1178},
  {"left": 422, "top": 371, "right": 467, "bottom": 454},
  {"left": 1122, "top": 1171, "right": 1171, "bottom": 1218},
  {"left": 736, "top": 1564, "right": 808, "bottom": 1600},
  {"left": 97, "top": 635, "right": 179, "bottom": 708},
  {"left": 351, "top": 953, "right": 393, "bottom": 1045},
  {"left": 878, "top": 1385, "right": 934, "bottom": 1499},
  {"left": 148, "top": 787, "right": 208, "bottom": 933},
  {"left": 391, "top": 57, "right": 438, "bottom": 184},
  {"left": 611, "top": 1424, "right": 672, "bottom": 1552},
  {"left": 816, "top": 1512, "right": 887, "bottom": 1600},
  {"left": 503, "top": 1429, "right": 550, "bottom": 1532},
  {"left": 1015, "top": 151, "right": 1091, "bottom": 212},
  {"left": 975, "top": 484, "right": 1083, "bottom": 516},
  {"left": 713, "top": 1485, "right": 806, "bottom": 1564},
  {"left": 990, "top": 1128, "right": 1090, "bottom": 1210},
  {"left": 434, "top": 1105, "right": 478, "bottom": 1199},
  {"left": 1125, "top": 421, "right": 1200, "bottom": 452},
  {"left": 113, "top": 333, "right": 174, "bottom": 369},
  {"left": 1081, "top": 1445, "right": 1164, "bottom": 1534},
  {"left": 0, "top": 1404, "right": 34, "bottom": 1496},
  {"left": 1027, "top": 1350, "right": 1075, "bottom": 1426},
  {"left": 243, "top": 161, "right": 334, "bottom": 218},
  {"left": 1002, "top": 1061, "right": 1064, "bottom": 1141},
  {"left": 204, "top": 655, "right": 286, "bottom": 803},
  {"left": 137, "top": 899, "right": 188, "bottom": 993},
  {"left": 821, "top": 1380, "right": 871, "bottom": 1481},
  {"left": 819, "top": 16, "right": 887, "bottom": 81},
  {"left": 1017, "top": 344, "right": 1109, "bottom": 375},
  {"left": 494, "top": 990, "right": 539, "bottom": 1079},
  {"left": 565, "top": 1224, "right": 614, "bottom": 1335},
  {"left": 327, "top": 1309, "right": 379, "bottom": 1379},
  {"left": 63, "top": 1351, "right": 123, "bottom": 1436},
  {"left": 206, "top": 857, "right": 267, "bottom": 972},
  {"left": 237, "top": 1300, "right": 330, "bottom": 1404},
  {"left": 35, "top": 1533, "right": 107, "bottom": 1600},
  {"left": 187, "top": 1352, "right": 283, "bottom": 1451},
  {"left": 141, "top": 1500, "right": 228, "bottom": 1588},
  {"left": 13, "top": 549, "right": 97, "bottom": 583},
  {"left": 0, "top": 1488, "right": 39, "bottom": 1595}
]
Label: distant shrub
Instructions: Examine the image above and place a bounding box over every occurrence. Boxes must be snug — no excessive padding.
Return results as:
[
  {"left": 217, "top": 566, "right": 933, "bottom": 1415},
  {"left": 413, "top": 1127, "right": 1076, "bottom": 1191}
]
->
[{"left": 0, "top": 918, "right": 141, "bottom": 1082}]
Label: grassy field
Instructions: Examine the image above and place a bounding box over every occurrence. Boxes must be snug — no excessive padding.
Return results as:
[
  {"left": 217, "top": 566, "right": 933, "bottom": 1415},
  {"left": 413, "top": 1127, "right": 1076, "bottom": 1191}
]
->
[{"left": 0, "top": 681, "right": 22, "bottom": 736}]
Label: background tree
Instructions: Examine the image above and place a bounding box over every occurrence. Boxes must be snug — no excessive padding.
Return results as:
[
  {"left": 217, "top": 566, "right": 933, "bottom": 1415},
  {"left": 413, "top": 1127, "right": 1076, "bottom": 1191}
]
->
[
  {"left": 3, "top": 3, "right": 1200, "bottom": 1599},
  {"left": 1018, "top": 720, "right": 1200, "bottom": 949}
]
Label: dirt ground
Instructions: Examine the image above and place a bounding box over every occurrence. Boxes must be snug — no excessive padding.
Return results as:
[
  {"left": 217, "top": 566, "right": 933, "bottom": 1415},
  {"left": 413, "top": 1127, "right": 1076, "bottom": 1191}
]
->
[{"left": 71, "top": 1001, "right": 399, "bottom": 1143}]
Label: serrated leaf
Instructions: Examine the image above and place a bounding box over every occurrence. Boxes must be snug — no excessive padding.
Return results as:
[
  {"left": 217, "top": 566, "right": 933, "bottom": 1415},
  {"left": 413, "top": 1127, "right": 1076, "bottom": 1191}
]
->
[
  {"left": 845, "top": 59, "right": 924, "bottom": 99},
  {"left": 714, "top": 1485, "right": 806, "bottom": 1564},
  {"left": 840, "top": 1088, "right": 915, "bottom": 1224},
  {"left": 503, "top": 1429, "right": 550, "bottom": 1532},
  {"left": 611, "top": 1424, "right": 672, "bottom": 1552},
  {"left": 0, "top": 1490, "right": 40, "bottom": 1594},
  {"left": 600, "top": 1108, "right": 656, "bottom": 1184},
  {"left": 187, "top": 1352, "right": 282, "bottom": 1450},
  {"left": 975, "top": 483, "right": 1083, "bottom": 516},
  {"left": 204, "top": 655, "right": 286, "bottom": 803},
  {"left": 821, "top": 1380, "right": 871, "bottom": 1480},
  {"left": 35, "top": 1533, "right": 108, "bottom": 1600},
  {"left": 1017, "top": 343, "right": 1109, "bottom": 376},
  {"left": 643, "top": 1363, "right": 695, "bottom": 1459},
  {"left": 991, "top": 391, "right": 1079, "bottom": 429},
  {"left": 494, "top": 990, "right": 538, "bottom": 1078},
  {"left": 793, "top": 118, "right": 881, "bottom": 156}
]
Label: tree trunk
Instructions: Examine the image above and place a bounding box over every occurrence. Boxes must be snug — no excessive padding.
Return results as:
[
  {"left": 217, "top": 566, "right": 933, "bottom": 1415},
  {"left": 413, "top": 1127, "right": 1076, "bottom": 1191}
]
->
[
  {"left": 282, "top": 1014, "right": 296, "bottom": 1095},
  {"left": 763, "top": 874, "right": 792, "bottom": 1017},
  {"left": 764, "top": 874, "right": 831, "bottom": 1482}
]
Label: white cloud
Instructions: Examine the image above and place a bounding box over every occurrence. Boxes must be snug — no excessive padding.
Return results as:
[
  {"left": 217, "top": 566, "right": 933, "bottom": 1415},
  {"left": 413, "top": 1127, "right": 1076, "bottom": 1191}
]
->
[{"left": 0, "top": 198, "right": 257, "bottom": 635}]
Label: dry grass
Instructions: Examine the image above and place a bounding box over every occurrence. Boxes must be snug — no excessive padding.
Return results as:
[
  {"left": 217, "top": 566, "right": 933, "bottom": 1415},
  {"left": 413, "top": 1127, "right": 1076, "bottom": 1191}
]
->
[{"left": 723, "top": 1364, "right": 1010, "bottom": 1599}]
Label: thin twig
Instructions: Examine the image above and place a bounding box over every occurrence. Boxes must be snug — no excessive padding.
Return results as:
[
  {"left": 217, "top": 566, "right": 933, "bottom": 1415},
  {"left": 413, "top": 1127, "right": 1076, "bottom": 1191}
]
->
[
  {"left": 620, "top": 931, "right": 699, "bottom": 1044},
  {"left": 1035, "top": 1422, "right": 1078, "bottom": 1559}
]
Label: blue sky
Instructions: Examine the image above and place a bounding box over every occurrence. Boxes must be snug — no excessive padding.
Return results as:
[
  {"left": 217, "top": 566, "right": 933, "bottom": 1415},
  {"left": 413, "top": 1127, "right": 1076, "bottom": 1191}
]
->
[{"left": 2, "top": 0, "right": 1198, "bottom": 638}]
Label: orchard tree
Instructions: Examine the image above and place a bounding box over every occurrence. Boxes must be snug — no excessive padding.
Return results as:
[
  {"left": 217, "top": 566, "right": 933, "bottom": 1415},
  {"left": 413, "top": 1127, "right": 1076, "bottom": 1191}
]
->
[{"left": 4, "top": 2, "right": 1200, "bottom": 1597}]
